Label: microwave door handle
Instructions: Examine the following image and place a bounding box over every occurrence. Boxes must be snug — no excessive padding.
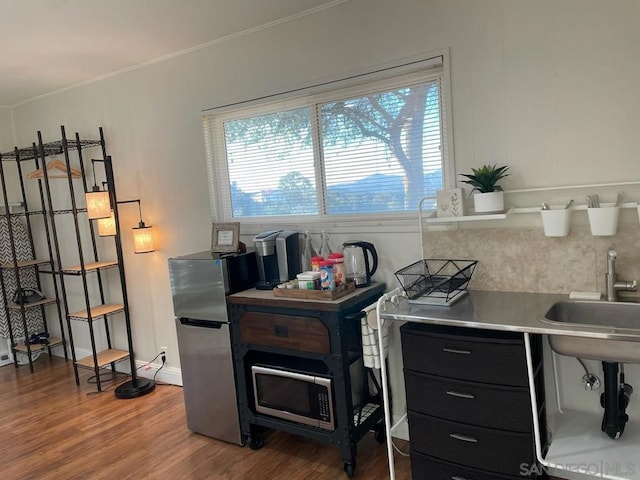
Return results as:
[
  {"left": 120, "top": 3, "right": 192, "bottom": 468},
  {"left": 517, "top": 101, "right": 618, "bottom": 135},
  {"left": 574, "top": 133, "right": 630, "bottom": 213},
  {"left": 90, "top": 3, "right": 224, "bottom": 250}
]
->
[{"left": 178, "top": 317, "right": 225, "bottom": 329}]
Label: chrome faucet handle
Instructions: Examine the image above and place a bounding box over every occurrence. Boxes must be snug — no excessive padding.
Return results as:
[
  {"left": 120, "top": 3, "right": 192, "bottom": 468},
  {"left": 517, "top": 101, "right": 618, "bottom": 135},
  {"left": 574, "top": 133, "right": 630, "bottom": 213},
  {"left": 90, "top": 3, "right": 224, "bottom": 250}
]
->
[
  {"left": 612, "top": 280, "right": 638, "bottom": 299},
  {"left": 608, "top": 248, "right": 618, "bottom": 259}
]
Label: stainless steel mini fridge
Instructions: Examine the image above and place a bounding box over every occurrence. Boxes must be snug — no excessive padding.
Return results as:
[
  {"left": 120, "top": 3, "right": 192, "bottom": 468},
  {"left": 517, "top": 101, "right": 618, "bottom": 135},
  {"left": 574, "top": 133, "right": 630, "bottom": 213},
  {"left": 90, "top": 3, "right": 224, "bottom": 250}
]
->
[{"left": 169, "top": 250, "right": 257, "bottom": 445}]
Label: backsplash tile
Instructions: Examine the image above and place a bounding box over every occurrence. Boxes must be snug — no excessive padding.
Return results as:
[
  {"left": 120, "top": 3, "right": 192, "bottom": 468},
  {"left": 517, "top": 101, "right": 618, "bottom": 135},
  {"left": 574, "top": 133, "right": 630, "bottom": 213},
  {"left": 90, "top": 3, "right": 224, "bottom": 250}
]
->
[{"left": 423, "top": 225, "right": 640, "bottom": 295}]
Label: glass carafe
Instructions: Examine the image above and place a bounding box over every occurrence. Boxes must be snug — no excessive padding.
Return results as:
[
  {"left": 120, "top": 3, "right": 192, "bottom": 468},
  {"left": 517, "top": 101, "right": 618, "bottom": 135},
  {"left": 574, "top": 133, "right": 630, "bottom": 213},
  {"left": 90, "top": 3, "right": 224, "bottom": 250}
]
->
[
  {"left": 319, "top": 230, "right": 332, "bottom": 259},
  {"left": 301, "top": 230, "right": 316, "bottom": 271}
]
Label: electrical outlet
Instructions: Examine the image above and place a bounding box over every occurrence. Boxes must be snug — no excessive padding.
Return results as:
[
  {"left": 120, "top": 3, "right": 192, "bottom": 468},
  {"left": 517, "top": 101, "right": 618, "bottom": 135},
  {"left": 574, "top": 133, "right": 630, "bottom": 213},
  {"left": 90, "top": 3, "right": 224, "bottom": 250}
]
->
[{"left": 160, "top": 346, "right": 168, "bottom": 362}]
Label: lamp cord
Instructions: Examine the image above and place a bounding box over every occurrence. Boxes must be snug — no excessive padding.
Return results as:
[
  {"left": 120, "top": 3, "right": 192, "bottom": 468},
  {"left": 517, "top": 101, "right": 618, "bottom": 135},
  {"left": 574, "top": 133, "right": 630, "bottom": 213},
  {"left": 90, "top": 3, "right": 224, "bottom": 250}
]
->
[
  {"left": 136, "top": 199, "right": 143, "bottom": 225},
  {"left": 86, "top": 351, "right": 166, "bottom": 395},
  {"left": 153, "top": 358, "right": 165, "bottom": 383},
  {"left": 91, "top": 159, "right": 98, "bottom": 188}
]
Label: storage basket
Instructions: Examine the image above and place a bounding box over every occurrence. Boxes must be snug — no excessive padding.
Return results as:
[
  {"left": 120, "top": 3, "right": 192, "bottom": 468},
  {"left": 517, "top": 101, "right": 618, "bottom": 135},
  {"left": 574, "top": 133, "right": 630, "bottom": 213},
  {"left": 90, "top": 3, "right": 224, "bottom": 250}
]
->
[{"left": 395, "top": 259, "right": 477, "bottom": 306}]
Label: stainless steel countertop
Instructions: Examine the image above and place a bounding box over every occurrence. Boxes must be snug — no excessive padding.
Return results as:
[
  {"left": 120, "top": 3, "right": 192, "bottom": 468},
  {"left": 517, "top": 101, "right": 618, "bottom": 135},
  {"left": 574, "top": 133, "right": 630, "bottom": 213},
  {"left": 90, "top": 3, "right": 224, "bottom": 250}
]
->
[{"left": 381, "top": 290, "right": 640, "bottom": 341}]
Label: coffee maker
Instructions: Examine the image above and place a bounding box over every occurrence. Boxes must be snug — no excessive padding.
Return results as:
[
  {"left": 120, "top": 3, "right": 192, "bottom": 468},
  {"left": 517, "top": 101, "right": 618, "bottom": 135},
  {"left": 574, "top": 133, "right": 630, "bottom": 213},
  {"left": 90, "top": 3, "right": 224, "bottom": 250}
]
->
[{"left": 253, "top": 230, "right": 301, "bottom": 290}]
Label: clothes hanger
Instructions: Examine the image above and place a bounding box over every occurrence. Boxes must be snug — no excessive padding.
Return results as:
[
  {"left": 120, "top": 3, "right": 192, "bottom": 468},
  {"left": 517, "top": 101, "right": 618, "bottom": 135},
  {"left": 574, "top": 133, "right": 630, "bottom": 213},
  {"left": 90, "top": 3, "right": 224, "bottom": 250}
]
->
[{"left": 26, "top": 158, "right": 83, "bottom": 179}]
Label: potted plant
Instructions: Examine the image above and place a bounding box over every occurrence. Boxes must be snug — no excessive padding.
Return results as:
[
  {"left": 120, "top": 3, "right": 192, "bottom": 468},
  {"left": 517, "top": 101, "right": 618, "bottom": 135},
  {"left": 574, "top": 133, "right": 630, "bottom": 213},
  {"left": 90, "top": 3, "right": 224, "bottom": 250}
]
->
[{"left": 460, "top": 164, "right": 510, "bottom": 213}]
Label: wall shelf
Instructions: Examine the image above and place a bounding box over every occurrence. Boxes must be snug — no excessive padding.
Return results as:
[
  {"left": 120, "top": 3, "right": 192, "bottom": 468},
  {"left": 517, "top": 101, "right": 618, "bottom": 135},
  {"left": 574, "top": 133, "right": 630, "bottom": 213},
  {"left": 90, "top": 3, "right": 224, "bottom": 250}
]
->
[
  {"left": 420, "top": 176, "right": 640, "bottom": 231},
  {"left": 419, "top": 188, "right": 640, "bottom": 245},
  {"left": 424, "top": 203, "right": 638, "bottom": 223},
  {"left": 421, "top": 199, "right": 639, "bottom": 230},
  {"left": 424, "top": 208, "right": 513, "bottom": 224}
]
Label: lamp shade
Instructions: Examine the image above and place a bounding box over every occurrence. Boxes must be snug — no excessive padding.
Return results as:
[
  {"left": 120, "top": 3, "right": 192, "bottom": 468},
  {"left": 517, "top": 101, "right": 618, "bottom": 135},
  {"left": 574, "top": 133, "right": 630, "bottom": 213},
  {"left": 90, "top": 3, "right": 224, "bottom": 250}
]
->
[
  {"left": 132, "top": 223, "right": 155, "bottom": 254},
  {"left": 85, "top": 191, "right": 111, "bottom": 219},
  {"left": 97, "top": 212, "right": 116, "bottom": 237}
]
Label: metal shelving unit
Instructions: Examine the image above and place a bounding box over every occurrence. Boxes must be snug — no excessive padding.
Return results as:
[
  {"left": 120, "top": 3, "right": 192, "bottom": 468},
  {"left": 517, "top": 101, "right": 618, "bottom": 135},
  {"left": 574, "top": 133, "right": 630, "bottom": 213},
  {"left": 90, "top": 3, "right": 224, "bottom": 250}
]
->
[
  {"left": 36, "top": 126, "right": 133, "bottom": 391},
  {"left": 0, "top": 142, "right": 68, "bottom": 373},
  {"left": 0, "top": 126, "right": 144, "bottom": 394}
]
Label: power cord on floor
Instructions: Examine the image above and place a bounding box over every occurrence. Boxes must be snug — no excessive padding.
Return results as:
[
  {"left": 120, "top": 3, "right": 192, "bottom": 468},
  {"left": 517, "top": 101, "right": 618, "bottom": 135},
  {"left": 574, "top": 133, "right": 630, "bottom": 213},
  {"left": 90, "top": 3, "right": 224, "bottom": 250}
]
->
[
  {"left": 85, "top": 351, "right": 168, "bottom": 395},
  {"left": 390, "top": 407, "right": 410, "bottom": 457},
  {"left": 86, "top": 371, "right": 131, "bottom": 395},
  {"left": 87, "top": 370, "right": 129, "bottom": 385},
  {"left": 391, "top": 438, "right": 410, "bottom": 457}
]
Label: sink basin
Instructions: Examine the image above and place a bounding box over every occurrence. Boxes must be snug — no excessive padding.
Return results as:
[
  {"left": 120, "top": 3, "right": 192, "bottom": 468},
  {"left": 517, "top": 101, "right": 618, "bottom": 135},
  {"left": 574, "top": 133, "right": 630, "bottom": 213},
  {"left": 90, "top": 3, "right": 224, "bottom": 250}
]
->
[{"left": 542, "top": 300, "right": 640, "bottom": 363}]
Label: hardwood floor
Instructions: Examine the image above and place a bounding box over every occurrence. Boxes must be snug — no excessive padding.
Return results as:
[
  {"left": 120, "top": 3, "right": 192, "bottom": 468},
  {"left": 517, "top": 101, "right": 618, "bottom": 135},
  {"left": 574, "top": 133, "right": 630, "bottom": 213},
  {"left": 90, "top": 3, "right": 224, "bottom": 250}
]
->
[{"left": 0, "top": 356, "right": 411, "bottom": 479}]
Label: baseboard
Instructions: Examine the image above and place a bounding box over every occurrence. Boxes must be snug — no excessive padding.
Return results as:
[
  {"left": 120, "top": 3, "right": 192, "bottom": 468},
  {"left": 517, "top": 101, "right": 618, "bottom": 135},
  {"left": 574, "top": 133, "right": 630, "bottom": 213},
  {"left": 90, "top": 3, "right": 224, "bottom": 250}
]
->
[
  {"left": 0, "top": 337, "right": 12, "bottom": 367},
  {"left": 391, "top": 414, "right": 409, "bottom": 441},
  {"left": 0, "top": 350, "right": 12, "bottom": 367},
  {"left": 134, "top": 360, "right": 183, "bottom": 387}
]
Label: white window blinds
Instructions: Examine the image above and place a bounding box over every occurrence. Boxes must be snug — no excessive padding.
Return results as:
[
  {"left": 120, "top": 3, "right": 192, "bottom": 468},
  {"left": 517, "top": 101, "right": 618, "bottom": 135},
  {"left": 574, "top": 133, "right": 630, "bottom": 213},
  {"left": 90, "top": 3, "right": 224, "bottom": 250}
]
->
[
  {"left": 223, "top": 107, "right": 316, "bottom": 217},
  {"left": 205, "top": 53, "right": 451, "bottom": 222},
  {"left": 319, "top": 79, "right": 443, "bottom": 214}
]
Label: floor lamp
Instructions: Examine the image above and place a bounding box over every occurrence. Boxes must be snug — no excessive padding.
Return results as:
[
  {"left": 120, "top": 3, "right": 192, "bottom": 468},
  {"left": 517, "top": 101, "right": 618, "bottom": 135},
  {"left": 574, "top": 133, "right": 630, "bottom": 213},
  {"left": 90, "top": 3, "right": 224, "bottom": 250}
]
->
[{"left": 90, "top": 156, "right": 156, "bottom": 399}]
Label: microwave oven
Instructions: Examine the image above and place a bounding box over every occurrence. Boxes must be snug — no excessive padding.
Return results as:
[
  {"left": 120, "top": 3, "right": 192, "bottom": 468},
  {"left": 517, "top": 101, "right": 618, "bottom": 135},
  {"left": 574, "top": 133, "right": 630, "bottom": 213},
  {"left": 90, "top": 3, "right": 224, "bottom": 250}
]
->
[{"left": 251, "top": 359, "right": 364, "bottom": 431}]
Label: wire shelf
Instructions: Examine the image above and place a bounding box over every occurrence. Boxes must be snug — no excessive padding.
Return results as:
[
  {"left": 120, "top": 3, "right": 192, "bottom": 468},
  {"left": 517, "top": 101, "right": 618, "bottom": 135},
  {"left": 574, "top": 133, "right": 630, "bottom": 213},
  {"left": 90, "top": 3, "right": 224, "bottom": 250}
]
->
[
  {"left": 395, "top": 259, "right": 477, "bottom": 306},
  {"left": 1, "top": 139, "right": 102, "bottom": 161}
]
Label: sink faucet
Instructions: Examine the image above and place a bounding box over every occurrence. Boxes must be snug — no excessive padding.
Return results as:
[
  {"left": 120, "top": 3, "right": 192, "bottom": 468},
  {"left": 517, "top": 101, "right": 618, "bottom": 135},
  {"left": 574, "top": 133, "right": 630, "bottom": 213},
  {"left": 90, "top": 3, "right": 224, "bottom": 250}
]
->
[{"left": 606, "top": 248, "right": 638, "bottom": 302}]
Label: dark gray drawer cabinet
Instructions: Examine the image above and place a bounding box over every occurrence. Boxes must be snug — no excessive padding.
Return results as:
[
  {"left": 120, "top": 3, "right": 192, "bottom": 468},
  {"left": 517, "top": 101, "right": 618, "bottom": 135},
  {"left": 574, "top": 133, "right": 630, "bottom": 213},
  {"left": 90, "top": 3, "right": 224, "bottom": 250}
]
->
[
  {"left": 400, "top": 323, "right": 546, "bottom": 480},
  {"left": 401, "top": 323, "right": 529, "bottom": 386},
  {"left": 409, "top": 411, "right": 533, "bottom": 476},
  {"left": 404, "top": 370, "right": 532, "bottom": 432},
  {"left": 410, "top": 451, "right": 527, "bottom": 480}
]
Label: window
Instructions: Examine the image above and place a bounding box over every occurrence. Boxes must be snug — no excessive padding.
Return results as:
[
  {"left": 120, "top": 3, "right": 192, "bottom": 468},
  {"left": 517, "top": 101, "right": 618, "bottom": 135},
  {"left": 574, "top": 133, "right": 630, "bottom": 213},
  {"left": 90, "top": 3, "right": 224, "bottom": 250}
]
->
[{"left": 204, "top": 54, "right": 452, "bottom": 223}]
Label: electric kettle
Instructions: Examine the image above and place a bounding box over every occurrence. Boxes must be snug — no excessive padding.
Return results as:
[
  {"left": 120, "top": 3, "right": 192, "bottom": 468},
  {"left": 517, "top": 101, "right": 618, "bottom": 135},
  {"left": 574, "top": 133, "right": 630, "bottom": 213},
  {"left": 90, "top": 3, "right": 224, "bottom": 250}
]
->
[{"left": 342, "top": 241, "right": 378, "bottom": 287}]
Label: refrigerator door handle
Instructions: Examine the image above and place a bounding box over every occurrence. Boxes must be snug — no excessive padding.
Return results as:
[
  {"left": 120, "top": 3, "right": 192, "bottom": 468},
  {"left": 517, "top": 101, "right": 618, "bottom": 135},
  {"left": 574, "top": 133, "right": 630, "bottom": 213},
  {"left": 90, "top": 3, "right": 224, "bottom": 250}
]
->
[{"left": 178, "top": 317, "right": 225, "bottom": 329}]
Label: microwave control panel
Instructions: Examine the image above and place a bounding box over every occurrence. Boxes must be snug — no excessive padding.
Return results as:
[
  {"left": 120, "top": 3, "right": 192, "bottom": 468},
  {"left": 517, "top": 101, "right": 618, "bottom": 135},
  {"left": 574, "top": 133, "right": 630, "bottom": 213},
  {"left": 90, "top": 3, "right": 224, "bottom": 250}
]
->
[{"left": 318, "top": 390, "right": 330, "bottom": 423}]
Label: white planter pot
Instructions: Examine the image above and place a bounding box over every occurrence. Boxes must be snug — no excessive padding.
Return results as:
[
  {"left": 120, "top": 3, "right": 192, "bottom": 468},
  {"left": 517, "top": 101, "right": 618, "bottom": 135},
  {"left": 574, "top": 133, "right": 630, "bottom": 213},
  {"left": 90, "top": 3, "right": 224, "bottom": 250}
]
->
[{"left": 473, "top": 191, "right": 504, "bottom": 214}]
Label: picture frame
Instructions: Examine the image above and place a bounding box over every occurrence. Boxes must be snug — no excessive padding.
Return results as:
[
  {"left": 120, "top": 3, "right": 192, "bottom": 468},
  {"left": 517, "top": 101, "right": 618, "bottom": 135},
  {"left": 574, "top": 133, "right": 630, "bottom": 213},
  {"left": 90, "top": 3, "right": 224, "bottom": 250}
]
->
[
  {"left": 436, "top": 188, "right": 464, "bottom": 218},
  {"left": 211, "top": 222, "right": 240, "bottom": 253}
]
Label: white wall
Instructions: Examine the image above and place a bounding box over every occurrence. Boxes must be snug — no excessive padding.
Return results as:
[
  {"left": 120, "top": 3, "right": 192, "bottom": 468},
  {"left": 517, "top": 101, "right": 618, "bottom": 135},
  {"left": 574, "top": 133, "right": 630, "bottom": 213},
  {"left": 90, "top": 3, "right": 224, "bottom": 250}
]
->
[
  {"left": 0, "top": 107, "right": 13, "bottom": 358},
  {"left": 0, "top": 94, "right": 10, "bottom": 357},
  {"left": 0, "top": 107, "right": 13, "bottom": 151},
  {"left": 7, "top": 0, "right": 640, "bottom": 399}
]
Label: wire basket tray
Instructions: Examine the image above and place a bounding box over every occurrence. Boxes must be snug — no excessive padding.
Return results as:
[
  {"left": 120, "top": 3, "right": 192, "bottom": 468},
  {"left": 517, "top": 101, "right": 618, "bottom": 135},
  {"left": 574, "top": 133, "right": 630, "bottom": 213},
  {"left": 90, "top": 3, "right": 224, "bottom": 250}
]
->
[{"left": 395, "top": 259, "right": 478, "bottom": 306}]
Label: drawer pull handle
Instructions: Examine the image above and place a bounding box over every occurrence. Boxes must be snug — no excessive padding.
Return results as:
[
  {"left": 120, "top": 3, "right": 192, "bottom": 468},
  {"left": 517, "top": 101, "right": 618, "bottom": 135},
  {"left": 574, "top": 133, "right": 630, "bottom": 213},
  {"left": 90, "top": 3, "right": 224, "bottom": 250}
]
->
[
  {"left": 449, "top": 433, "right": 478, "bottom": 443},
  {"left": 446, "top": 390, "right": 475, "bottom": 400},
  {"left": 451, "top": 477, "right": 470, "bottom": 480},
  {"left": 274, "top": 325, "right": 289, "bottom": 337},
  {"left": 442, "top": 347, "right": 472, "bottom": 355}
]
